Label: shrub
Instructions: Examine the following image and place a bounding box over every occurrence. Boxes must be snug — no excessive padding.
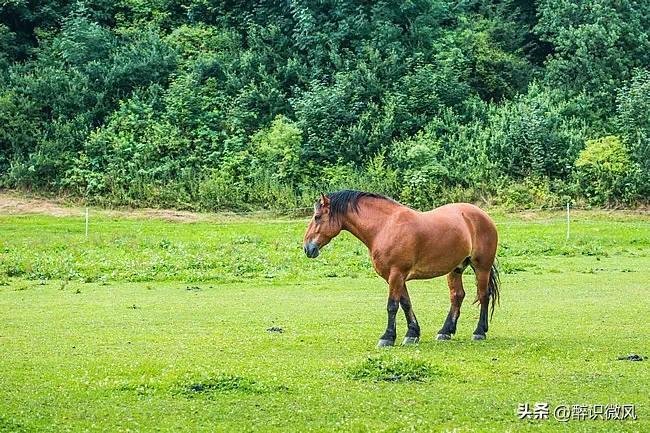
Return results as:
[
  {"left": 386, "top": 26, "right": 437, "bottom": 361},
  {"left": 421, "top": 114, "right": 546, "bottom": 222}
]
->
[
  {"left": 250, "top": 115, "right": 303, "bottom": 185},
  {"left": 616, "top": 69, "right": 650, "bottom": 198},
  {"left": 498, "top": 177, "right": 567, "bottom": 210},
  {"left": 575, "top": 136, "right": 637, "bottom": 206}
]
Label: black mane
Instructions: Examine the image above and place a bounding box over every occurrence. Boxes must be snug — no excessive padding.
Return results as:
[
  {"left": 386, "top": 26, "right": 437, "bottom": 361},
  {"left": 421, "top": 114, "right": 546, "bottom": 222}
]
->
[{"left": 318, "top": 190, "right": 395, "bottom": 221}]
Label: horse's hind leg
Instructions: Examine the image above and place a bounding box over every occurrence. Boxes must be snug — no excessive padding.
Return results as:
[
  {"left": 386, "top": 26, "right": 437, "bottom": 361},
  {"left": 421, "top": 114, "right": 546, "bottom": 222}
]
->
[
  {"left": 472, "top": 268, "right": 491, "bottom": 340},
  {"left": 437, "top": 271, "right": 466, "bottom": 340}
]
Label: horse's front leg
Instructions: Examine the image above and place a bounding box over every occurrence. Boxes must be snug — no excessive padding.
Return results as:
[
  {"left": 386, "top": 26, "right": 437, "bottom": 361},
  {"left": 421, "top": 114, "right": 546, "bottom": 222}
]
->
[
  {"left": 377, "top": 272, "right": 407, "bottom": 347},
  {"left": 376, "top": 298, "right": 398, "bottom": 347},
  {"left": 400, "top": 287, "right": 420, "bottom": 345}
]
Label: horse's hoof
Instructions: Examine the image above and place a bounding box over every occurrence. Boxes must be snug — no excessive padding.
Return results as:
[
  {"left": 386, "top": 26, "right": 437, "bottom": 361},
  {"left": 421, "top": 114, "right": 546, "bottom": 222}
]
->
[
  {"left": 472, "top": 334, "right": 486, "bottom": 341},
  {"left": 436, "top": 334, "right": 451, "bottom": 340},
  {"left": 377, "top": 339, "right": 395, "bottom": 348},
  {"left": 401, "top": 336, "right": 419, "bottom": 345}
]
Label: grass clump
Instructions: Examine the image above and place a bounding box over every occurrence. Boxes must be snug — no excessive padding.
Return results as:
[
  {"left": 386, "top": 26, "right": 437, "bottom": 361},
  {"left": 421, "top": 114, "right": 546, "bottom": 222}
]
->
[
  {"left": 175, "top": 374, "right": 285, "bottom": 397},
  {"left": 348, "top": 354, "right": 436, "bottom": 383}
]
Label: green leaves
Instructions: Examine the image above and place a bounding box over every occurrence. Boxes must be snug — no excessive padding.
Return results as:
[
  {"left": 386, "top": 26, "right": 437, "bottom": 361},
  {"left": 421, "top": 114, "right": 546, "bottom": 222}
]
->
[
  {"left": 251, "top": 115, "right": 303, "bottom": 185},
  {"left": 1, "top": 0, "right": 649, "bottom": 207},
  {"left": 536, "top": 0, "right": 650, "bottom": 117},
  {"left": 575, "top": 135, "right": 638, "bottom": 206}
]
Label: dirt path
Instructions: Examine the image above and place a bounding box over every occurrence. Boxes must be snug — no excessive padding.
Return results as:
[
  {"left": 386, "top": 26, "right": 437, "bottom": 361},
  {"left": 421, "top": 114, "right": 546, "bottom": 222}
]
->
[
  {"left": 0, "top": 192, "right": 212, "bottom": 222},
  {"left": 0, "top": 193, "right": 81, "bottom": 217},
  {"left": 0, "top": 191, "right": 306, "bottom": 222}
]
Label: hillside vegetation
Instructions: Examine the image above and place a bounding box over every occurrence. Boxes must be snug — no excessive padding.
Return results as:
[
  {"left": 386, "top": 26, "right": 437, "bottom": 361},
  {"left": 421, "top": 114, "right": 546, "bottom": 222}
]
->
[{"left": 1, "top": 1, "right": 649, "bottom": 210}]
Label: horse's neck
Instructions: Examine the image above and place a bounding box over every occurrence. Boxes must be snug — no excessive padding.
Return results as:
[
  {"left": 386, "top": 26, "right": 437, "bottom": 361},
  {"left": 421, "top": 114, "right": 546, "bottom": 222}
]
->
[{"left": 342, "top": 199, "right": 399, "bottom": 249}]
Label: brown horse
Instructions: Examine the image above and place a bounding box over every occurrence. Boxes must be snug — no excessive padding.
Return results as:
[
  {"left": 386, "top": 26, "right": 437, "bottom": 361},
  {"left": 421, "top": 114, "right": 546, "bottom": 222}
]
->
[{"left": 303, "top": 190, "right": 500, "bottom": 347}]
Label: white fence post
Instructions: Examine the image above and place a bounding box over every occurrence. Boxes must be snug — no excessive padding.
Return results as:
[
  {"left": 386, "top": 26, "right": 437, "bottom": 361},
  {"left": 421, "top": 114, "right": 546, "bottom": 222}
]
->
[{"left": 566, "top": 202, "right": 570, "bottom": 241}]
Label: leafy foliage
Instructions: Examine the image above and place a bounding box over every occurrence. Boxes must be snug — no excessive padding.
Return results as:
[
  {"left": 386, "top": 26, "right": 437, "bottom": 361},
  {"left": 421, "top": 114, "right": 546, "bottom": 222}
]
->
[
  {"left": 575, "top": 136, "right": 637, "bottom": 206},
  {"left": 1, "top": 1, "right": 649, "bottom": 208},
  {"left": 616, "top": 69, "right": 650, "bottom": 197}
]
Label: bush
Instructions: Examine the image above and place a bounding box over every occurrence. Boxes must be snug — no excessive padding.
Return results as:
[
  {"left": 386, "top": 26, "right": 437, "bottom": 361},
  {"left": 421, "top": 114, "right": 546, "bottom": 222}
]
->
[
  {"left": 250, "top": 115, "right": 303, "bottom": 185},
  {"left": 390, "top": 131, "right": 448, "bottom": 209},
  {"left": 616, "top": 69, "right": 650, "bottom": 198},
  {"left": 486, "top": 83, "right": 588, "bottom": 180},
  {"left": 197, "top": 170, "right": 247, "bottom": 211},
  {"left": 575, "top": 136, "right": 638, "bottom": 206},
  {"left": 498, "top": 177, "right": 569, "bottom": 210}
]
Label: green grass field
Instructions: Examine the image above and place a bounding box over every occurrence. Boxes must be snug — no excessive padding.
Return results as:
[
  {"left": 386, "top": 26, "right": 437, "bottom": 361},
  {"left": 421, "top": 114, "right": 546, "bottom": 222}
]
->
[{"left": 1, "top": 205, "right": 649, "bottom": 432}]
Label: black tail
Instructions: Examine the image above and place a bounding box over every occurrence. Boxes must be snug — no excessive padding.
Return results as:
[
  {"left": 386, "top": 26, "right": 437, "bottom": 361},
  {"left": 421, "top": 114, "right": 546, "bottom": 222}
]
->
[{"left": 488, "top": 261, "right": 501, "bottom": 321}]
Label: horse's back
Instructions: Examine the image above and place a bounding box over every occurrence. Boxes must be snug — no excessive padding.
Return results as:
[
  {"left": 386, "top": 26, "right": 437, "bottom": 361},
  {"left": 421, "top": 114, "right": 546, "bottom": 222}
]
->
[{"left": 426, "top": 203, "right": 496, "bottom": 234}]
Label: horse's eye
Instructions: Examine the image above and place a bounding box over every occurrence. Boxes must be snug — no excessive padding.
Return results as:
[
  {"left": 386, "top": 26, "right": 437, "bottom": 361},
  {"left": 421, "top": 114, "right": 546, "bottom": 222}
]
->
[{"left": 314, "top": 215, "right": 322, "bottom": 223}]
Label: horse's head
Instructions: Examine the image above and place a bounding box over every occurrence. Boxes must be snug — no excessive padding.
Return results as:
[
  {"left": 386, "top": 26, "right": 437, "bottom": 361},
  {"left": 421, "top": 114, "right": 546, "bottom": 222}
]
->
[{"left": 303, "top": 193, "right": 343, "bottom": 258}]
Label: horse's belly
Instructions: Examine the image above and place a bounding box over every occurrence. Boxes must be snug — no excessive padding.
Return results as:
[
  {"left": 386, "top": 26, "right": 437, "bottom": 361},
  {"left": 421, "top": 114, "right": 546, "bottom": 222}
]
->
[
  {"left": 406, "top": 269, "right": 448, "bottom": 280},
  {"left": 406, "top": 253, "right": 465, "bottom": 280},
  {"left": 407, "top": 260, "right": 458, "bottom": 280}
]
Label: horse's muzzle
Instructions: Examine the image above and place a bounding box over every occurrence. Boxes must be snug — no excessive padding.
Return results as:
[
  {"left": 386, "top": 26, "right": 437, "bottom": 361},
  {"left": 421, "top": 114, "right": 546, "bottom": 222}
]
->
[{"left": 304, "top": 241, "right": 319, "bottom": 258}]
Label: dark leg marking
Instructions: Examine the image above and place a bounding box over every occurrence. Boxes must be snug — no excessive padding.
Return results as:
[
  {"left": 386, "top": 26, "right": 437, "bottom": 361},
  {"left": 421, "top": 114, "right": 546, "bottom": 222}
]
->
[
  {"left": 377, "top": 298, "right": 399, "bottom": 347},
  {"left": 400, "top": 294, "right": 420, "bottom": 345},
  {"left": 437, "top": 271, "right": 466, "bottom": 340},
  {"left": 471, "top": 268, "right": 491, "bottom": 341},
  {"left": 438, "top": 309, "right": 457, "bottom": 336},
  {"left": 472, "top": 295, "right": 489, "bottom": 340}
]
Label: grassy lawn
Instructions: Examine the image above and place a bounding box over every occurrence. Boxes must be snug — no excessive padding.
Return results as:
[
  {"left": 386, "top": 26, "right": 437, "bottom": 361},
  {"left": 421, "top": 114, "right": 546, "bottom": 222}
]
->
[{"left": 0, "top": 207, "right": 649, "bottom": 432}]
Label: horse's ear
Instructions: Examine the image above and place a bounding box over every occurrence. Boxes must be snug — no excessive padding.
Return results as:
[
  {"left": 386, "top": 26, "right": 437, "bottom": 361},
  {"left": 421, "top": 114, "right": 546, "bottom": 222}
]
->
[{"left": 320, "top": 192, "right": 330, "bottom": 208}]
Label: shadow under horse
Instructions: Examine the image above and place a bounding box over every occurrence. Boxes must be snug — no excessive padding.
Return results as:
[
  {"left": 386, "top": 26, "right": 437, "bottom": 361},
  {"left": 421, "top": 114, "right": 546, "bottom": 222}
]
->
[{"left": 303, "top": 190, "right": 500, "bottom": 347}]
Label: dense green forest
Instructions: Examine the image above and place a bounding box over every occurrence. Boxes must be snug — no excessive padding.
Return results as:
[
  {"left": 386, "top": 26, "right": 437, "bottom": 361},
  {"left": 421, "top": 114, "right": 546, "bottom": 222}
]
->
[{"left": 1, "top": 1, "right": 648, "bottom": 210}]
